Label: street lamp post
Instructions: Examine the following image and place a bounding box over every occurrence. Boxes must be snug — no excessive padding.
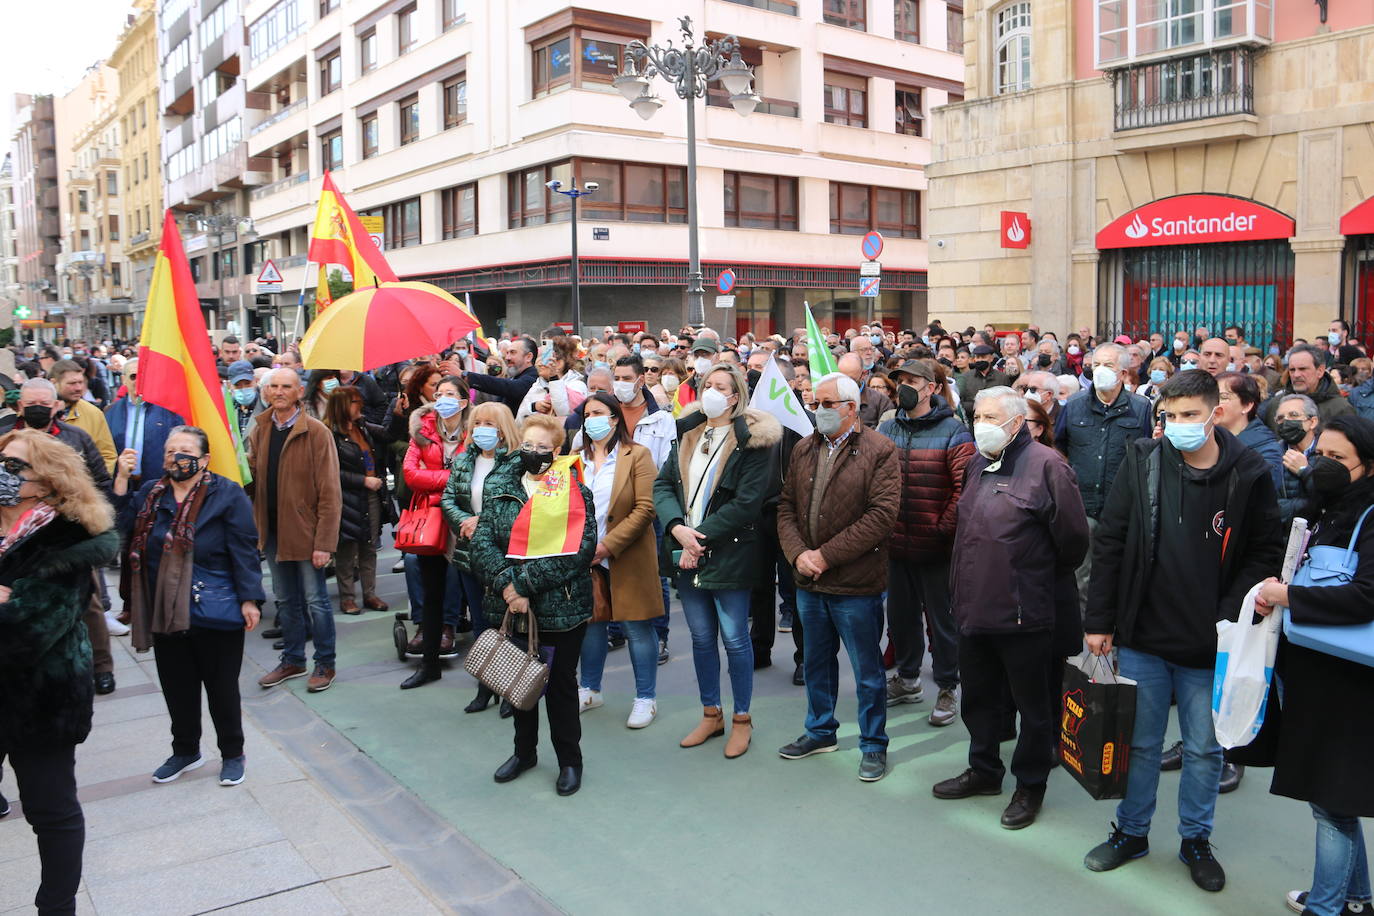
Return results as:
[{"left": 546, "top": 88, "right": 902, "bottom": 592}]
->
[
  {"left": 546, "top": 179, "right": 599, "bottom": 337},
  {"left": 65, "top": 260, "right": 100, "bottom": 342},
  {"left": 193, "top": 203, "right": 254, "bottom": 334},
  {"left": 613, "top": 16, "right": 759, "bottom": 328}
]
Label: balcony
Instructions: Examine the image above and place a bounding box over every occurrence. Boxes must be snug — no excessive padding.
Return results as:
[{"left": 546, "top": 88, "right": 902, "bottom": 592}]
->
[
  {"left": 1109, "top": 46, "right": 1256, "bottom": 132},
  {"left": 719, "top": 0, "right": 797, "bottom": 13},
  {"left": 706, "top": 88, "right": 799, "bottom": 117},
  {"left": 128, "top": 231, "right": 151, "bottom": 247},
  {"left": 250, "top": 98, "right": 305, "bottom": 137},
  {"left": 250, "top": 171, "right": 310, "bottom": 200}
]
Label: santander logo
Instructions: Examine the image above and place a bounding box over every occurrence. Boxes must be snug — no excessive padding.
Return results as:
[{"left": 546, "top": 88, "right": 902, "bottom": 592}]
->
[
  {"left": 1125, "top": 215, "right": 1148, "bottom": 239},
  {"left": 1000, "top": 210, "right": 1031, "bottom": 248},
  {"left": 1006, "top": 216, "right": 1025, "bottom": 243},
  {"left": 1096, "top": 194, "right": 1295, "bottom": 250}
]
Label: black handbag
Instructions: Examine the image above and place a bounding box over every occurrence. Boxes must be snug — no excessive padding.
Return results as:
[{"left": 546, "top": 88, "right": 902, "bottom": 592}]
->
[{"left": 189, "top": 565, "right": 243, "bottom": 630}]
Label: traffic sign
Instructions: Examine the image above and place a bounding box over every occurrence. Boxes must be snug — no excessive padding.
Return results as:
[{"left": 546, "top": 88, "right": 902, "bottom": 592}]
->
[
  {"left": 859, "top": 276, "right": 881, "bottom": 298},
  {"left": 715, "top": 295, "right": 736, "bottom": 309},
  {"left": 256, "top": 258, "right": 283, "bottom": 293},
  {"left": 359, "top": 215, "right": 384, "bottom": 251},
  {"left": 716, "top": 269, "right": 736, "bottom": 295},
  {"left": 861, "top": 231, "right": 884, "bottom": 260},
  {"left": 859, "top": 261, "right": 881, "bottom": 277}
]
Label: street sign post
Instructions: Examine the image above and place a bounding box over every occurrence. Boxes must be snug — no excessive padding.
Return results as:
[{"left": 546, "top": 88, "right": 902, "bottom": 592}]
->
[
  {"left": 859, "top": 261, "right": 881, "bottom": 277},
  {"left": 859, "top": 276, "right": 881, "bottom": 298},
  {"left": 861, "top": 230, "right": 884, "bottom": 261},
  {"left": 716, "top": 269, "right": 736, "bottom": 295},
  {"left": 256, "top": 259, "right": 284, "bottom": 294}
]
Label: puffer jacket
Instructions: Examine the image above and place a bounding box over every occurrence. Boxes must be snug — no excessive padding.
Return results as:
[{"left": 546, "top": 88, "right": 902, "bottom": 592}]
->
[
  {"left": 334, "top": 422, "right": 395, "bottom": 545},
  {"left": 1278, "top": 439, "right": 1316, "bottom": 527},
  {"left": 778, "top": 423, "right": 900, "bottom": 594},
  {"left": 1350, "top": 376, "right": 1374, "bottom": 421},
  {"left": 403, "top": 405, "right": 464, "bottom": 507},
  {"left": 468, "top": 459, "right": 595, "bottom": 633},
  {"left": 878, "top": 396, "right": 976, "bottom": 562},
  {"left": 440, "top": 447, "right": 514, "bottom": 572},
  {"left": 1054, "top": 384, "right": 1152, "bottom": 518}
]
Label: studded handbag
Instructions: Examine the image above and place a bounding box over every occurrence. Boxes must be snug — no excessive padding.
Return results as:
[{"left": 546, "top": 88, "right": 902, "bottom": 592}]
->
[{"left": 463, "top": 609, "right": 550, "bottom": 710}]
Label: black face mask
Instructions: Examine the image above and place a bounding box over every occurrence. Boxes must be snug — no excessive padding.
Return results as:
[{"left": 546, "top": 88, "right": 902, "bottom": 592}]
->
[
  {"left": 520, "top": 449, "right": 554, "bottom": 476},
  {"left": 970, "top": 360, "right": 990, "bottom": 374},
  {"left": 1037, "top": 353, "right": 1052, "bottom": 368},
  {"left": 1276, "top": 419, "right": 1309, "bottom": 446},
  {"left": 487, "top": 363, "right": 503, "bottom": 376},
  {"left": 896, "top": 384, "right": 922, "bottom": 412},
  {"left": 1309, "top": 456, "right": 1353, "bottom": 500},
  {"left": 22, "top": 406, "right": 52, "bottom": 430},
  {"left": 746, "top": 369, "right": 761, "bottom": 391},
  {"left": 167, "top": 452, "right": 202, "bottom": 482}
]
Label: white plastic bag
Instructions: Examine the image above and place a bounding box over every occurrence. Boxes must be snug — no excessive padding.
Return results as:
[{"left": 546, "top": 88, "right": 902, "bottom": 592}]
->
[{"left": 1211, "top": 581, "right": 1279, "bottom": 749}]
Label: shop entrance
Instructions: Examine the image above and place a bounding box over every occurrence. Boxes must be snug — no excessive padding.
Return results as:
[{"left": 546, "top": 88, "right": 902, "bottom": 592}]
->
[{"left": 1347, "top": 235, "right": 1374, "bottom": 345}]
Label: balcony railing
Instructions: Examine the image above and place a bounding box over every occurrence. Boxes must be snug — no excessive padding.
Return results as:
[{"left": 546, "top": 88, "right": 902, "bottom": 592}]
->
[
  {"left": 706, "top": 88, "right": 799, "bottom": 118},
  {"left": 128, "top": 231, "right": 151, "bottom": 246},
  {"left": 276, "top": 254, "right": 308, "bottom": 270},
  {"left": 250, "top": 99, "right": 306, "bottom": 137},
  {"left": 719, "top": 0, "right": 798, "bottom": 14},
  {"left": 250, "top": 171, "right": 311, "bottom": 201},
  {"left": 1109, "top": 46, "right": 1256, "bottom": 132}
]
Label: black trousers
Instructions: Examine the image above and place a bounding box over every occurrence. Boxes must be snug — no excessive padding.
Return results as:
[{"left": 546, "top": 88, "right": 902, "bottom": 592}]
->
[
  {"left": 512, "top": 623, "right": 587, "bottom": 768},
  {"left": 961, "top": 630, "right": 1055, "bottom": 791},
  {"left": 3, "top": 744, "right": 84, "bottom": 915},
  {"left": 153, "top": 627, "right": 246, "bottom": 759},
  {"left": 417, "top": 553, "right": 449, "bottom": 672}
]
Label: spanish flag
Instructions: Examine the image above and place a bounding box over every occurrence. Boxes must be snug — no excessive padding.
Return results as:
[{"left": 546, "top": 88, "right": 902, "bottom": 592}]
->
[
  {"left": 671, "top": 378, "right": 697, "bottom": 418},
  {"left": 506, "top": 455, "right": 586, "bottom": 560},
  {"left": 307, "top": 171, "right": 397, "bottom": 289},
  {"left": 137, "top": 211, "right": 242, "bottom": 484},
  {"left": 314, "top": 262, "right": 333, "bottom": 316}
]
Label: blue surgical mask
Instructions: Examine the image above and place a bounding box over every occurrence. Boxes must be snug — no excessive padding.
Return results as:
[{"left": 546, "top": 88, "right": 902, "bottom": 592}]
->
[
  {"left": 434, "top": 395, "right": 462, "bottom": 418},
  {"left": 1180, "top": 361, "right": 1198, "bottom": 371},
  {"left": 1226, "top": 363, "right": 1236, "bottom": 372},
  {"left": 584, "top": 416, "right": 614, "bottom": 442},
  {"left": 471, "top": 426, "right": 500, "bottom": 451},
  {"left": 1163, "top": 417, "right": 1211, "bottom": 453},
  {"left": 1149, "top": 369, "right": 1166, "bottom": 385},
  {"left": 233, "top": 387, "right": 258, "bottom": 406},
  {"left": 1329, "top": 332, "right": 1342, "bottom": 346},
  {"left": 870, "top": 334, "right": 882, "bottom": 346},
  {"left": 632, "top": 343, "right": 641, "bottom": 355},
  {"left": 1269, "top": 345, "right": 1281, "bottom": 356},
  {"left": 321, "top": 377, "right": 339, "bottom": 394},
  {"left": 593, "top": 361, "right": 609, "bottom": 371}
]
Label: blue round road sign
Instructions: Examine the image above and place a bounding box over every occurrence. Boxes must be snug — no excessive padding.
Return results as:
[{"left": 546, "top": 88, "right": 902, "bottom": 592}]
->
[
  {"left": 861, "top": 231, "right": 884, "bottom": 260},
  {"left": 716, "top": 269, "right": 736, "bottom": 294}
]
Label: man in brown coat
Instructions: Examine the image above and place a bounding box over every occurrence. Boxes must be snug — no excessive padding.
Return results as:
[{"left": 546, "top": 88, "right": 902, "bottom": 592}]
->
[
  {"left": 776, "top": 372, "right": 900, "bottom": 782},
  {"left": 249, "top": 368, "right": 342, "bottom": 692}
]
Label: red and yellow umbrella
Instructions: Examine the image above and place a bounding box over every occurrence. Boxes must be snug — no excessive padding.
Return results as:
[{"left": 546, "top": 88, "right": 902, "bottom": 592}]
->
[{"left": 300, "top": 281, "right": 480, "bottom": 371}]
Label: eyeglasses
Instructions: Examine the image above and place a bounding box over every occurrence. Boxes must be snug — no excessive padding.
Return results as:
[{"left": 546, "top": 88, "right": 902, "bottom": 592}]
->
[
  {"left": 0, "top": 456, "right": 32, "bottom": 475},
  {"left": 817, "top": 399, "right": 854, "bottom": 411}
]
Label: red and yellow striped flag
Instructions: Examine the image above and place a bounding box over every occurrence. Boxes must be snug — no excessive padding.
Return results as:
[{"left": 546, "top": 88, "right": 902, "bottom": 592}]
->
[
  {"left": 506, "top": 455, "right": 586, "bottom": 559},
  {"left": 315, "top": 262, "right": 333, "bottom": 316},
  {"left": 307, "top": 171, "right": 397, "bottom": 289},
  {"left": 137, "top": 210, "right": 242, "bottom": 484},
  {"left": 672, "top": 379, "right": 697, "bottom": 417}
]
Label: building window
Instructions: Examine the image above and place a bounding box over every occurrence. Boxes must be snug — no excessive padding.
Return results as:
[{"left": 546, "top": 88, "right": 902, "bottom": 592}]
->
[
  {"left": 319, "top": 51, "right": 341, "bottom": 96},
  {"left": 441, "top": 183, "right": 478, "bottom": 238},
  {"left": 724, "top": 172, "right": 798, "bottom": 230},
  {"left": 249, "top": 0, "right": 305, "bottom": 67},
  {"left": 532, "top": 34, "right": 573, "bottom": 97},
  {"left": 399, "top": 95, "right": 420, "bottom": 145},
  {"left": 580, "top": 37, "right": 625, "bottom": 84},
  {"left": 823, "top": 73, "right": 868, "bottom": 127},
  {"left": 78, "top": 190, "right": 89, "bottom": 213},
  {"left": 1097, "top": 0, "right": 1272, "bottom": 67},
  {"left": 361, "top": 115, "right": 379, "bottom": 159},
  {"left": 198, "top": 2, "right": 231, "bottom": 49},
  {"left": 508, "top": 162, "right": 571, "bottom": 227},
  {"left": 894, "top": 0, "right": 919, "bottom": 42},
  {"left": 319, "top": 0, "right": 337, "bottom": 15},
  {"left": 108, "top": 215, "right": 120, "bottom": 241},
  {"left": 163, "top": 37, "right": 190, "bottom": 81},
  {"left": 362, "top": 197, "right": 421, "bottom": 248},
  {"left": 111, "top": 263, "right": 122, "bottom": 288},
  {"left": 320, "top": 129, "right": 342, "bottom": 171},
  {"left": 443, "top": 0, "right": 464, "bottom": 30},
  {"left": 823, "top": 0, "right": 866, "bottom": 31},
  {"left": 829, "top": 183, "right": 921, "bottom": 238},
  {"left": 397, "top": 3, "right": 417, "bottom": 55},
  {"left": 142, "top": 153, "right": 149, "bottom": 180},
  {"left": 508, "top": 160, "right": 688, "bottom": 227},
  {"left": 994, "top": 1, "right": 1032, "bottom": 94},
  {"left": 190, "top": 256, "right": 203, "bottom": 283},
  {"left": 359, "top": 29, "right": 377, "bottom": 74},
  {"left": 895, "top": 87, "right": 923, "bottom": 136},
  {"left": 947, "top": 1, "right": 965, "bottom": 52},
  {"left": 443, "top": 77, "right": 467, "bottom": 128}
]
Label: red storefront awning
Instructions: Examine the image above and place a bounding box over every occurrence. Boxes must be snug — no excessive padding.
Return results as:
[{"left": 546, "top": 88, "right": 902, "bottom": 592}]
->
[
  {"left": 1342, "top": 196, "right": 1374, "bottom": 236},
  {"left": 1097, "top": 194, "right": 1295, "bottom": 250}
]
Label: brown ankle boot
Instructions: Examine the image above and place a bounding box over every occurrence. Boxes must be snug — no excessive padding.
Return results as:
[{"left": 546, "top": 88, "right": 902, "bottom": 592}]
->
[
  {"left": 725, "top": 713, "right": 752, "bottom": 758},
  {"left": 680, "top": 706, "right": 725, "bottom": 748}
]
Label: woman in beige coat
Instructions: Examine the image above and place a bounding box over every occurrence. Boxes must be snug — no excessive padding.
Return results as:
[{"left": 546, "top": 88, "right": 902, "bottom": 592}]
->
[{"left": 575, "top": 391, "right": 662, "bottom": 728}]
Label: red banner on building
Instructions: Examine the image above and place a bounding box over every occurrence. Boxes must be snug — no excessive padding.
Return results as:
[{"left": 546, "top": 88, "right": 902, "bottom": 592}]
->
[
  {"left": 1096, "top": 194, "right": 1295, "bottom": 250},
  {"left": 1341, "top": 195, "right": 1374, "bottom": 236}
]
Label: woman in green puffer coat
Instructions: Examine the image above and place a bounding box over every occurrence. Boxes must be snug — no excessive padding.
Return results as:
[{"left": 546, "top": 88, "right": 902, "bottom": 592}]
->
[{"left": 469, "top": 413, "right": 595, "bottom": 797}]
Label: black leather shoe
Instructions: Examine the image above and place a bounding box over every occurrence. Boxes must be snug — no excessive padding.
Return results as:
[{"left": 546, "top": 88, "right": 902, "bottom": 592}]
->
[
  {"left": 752, "top": 652, "right": 772, "bottom": 671},
  {"left": 93, "top": 672, "right": 116, "bottom": 695},
  {"left": 932, "top": 768, "right": 1003, "bottom": 799},
  {"left": 272, "top": 640, "right": 286, "bottom": 651},
  {"left": 499, "top": 699, "right": 515, "bottom": 719},
  {"left": 792, "top": 664, "right": 805, "bottom": 686},
  {"left": 464, "top": 686, "right": 495, "bottom": 713},
  {"left": 1000, "top": 786, "right": 1044, "bottom": 830},
  {"left": 1160, "top": 739, "right": 1184, "bottom": 771},
  {"left": 493, "top": 755, "right": 536, "bottom": 783},
  {"left": 399, "top": 668, "right": 441, "bottom": 690},
  {"left": 1179, "top": 837, "right": 1226, "bottom": 892},
  {"left": 1218, "top": 762, "right": 1244, "bottom": 794},
  {"left": 555, "top": 766, "right": 583, "bottom": 796},
  {"left": 261, "top": 627, "right": 282, "bottom": 639}
]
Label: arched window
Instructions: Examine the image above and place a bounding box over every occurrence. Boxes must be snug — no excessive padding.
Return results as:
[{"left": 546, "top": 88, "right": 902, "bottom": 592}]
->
[{"left": 994, "top": 1, "right": 1031, "bottom": 94}]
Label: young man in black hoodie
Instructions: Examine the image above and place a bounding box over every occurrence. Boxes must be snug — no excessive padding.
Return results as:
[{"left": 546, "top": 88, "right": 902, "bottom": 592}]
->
[{"left": 1082, "top": 369, "right": 1282, "bottom": 893}]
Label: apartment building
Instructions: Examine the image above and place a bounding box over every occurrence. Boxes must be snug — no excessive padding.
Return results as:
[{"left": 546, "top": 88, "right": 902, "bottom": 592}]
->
[
  {"left": 0, "top": 155, "right": 17, "bottom": 333},
  {"left": 113, "top": 0, "right": 165, "bottom": 336},
  {"left": 9, "top": 94, "right": 61, "bottom": 332},
  {"left": 240, "top": 0, "right": 964, "bottom": 338},
  {"left": 927, "top": 1, "right": 1374, "bottom": 344}
]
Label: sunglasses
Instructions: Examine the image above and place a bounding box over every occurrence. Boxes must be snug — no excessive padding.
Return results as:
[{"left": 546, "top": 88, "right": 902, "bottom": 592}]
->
[
  {"left": 0, "top": 456, "right": 33, "bottom": 475},
  {"left": 817, "top": 399, "right": 854, "bottom": 410}
]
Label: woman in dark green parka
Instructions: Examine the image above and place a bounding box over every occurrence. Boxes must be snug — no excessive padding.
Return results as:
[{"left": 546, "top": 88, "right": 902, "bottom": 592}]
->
[{"left": 469, "top": 413, "right": 595, "bottom": 797}]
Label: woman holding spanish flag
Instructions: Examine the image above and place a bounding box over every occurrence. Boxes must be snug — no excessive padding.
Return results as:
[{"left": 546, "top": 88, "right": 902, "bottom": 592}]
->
[{"left": 469, "top": 413, "right": 596, "bottom": 797}]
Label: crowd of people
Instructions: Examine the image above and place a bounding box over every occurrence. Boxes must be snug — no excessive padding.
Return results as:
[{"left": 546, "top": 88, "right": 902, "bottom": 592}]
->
[{"left": 1, "top": 316, "right": 1372, "bottom": 916}]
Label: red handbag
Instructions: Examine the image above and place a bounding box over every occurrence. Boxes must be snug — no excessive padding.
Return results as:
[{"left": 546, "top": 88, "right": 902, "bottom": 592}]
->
[{"left": 395, "top": 494, "right": 450, "bottom": 556}]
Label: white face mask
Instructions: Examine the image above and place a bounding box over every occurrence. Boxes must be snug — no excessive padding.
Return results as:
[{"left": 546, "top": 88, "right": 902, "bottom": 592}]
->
[
  {"left": 693, "top": 356, "right": 713, "bottom": 376},
  {"left": 701, "top": 387, "right": 731, "bottom": 419},
  {"left": 1092, "top": 365, "right": 1119, "bottom": 392},
  {"left": 973, "top": 417, "right": 1015, "bottom": 457},
  {"left": 661, "top": 374, "right": 680, "bottom": 393},
  {"left": 612, "top": 380, "right": 638, "bottom": 403}
]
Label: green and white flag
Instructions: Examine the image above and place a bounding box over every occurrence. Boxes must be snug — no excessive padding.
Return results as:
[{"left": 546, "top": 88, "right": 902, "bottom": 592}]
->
[
  {"left": 804, "top": 301, "right": 836, "bottom": 381},
  {"left": 749, "top": 355, "right": 815, "bottom": 439}
]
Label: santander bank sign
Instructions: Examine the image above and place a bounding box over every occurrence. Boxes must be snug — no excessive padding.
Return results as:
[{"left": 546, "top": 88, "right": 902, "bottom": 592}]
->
[{"left": 1096, "top": 194, "right": 1295, "bottom": 250}]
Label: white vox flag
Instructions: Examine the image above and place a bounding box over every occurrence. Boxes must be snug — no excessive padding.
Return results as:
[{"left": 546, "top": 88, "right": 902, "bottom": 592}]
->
[{"left": 749, "top": 356, "right": 814, "bottom": 439}]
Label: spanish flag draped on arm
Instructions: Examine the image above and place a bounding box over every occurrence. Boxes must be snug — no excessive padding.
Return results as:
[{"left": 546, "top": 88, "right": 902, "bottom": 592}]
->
[
  {"left": 506, "top": 455, "right": 586, "bottom": 559},
  {"left": 307, "top": 171, "right": 397, "bottom": 292},
  {"left": 137, "top": 210, "right": 243, "bottom": 484}
]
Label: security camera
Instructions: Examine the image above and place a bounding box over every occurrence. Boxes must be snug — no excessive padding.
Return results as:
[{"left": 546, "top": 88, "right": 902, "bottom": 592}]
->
[
  {"left": 935, "top": 239, "right": 946, "bottom": 248},
  {"left": 584, "top": 181, "right": 599, "bottom": 192},
  {"left": 546, "top": 179, "right": 562, "bottom": 191}
]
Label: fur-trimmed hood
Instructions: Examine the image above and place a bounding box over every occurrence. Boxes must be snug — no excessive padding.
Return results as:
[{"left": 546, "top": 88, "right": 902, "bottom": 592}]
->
[
  {"left": 676, "top": 404, "right": 782, "bottom": 450},
  {"left": 409, "top": 403, "right": 440, "bottom": 448}
]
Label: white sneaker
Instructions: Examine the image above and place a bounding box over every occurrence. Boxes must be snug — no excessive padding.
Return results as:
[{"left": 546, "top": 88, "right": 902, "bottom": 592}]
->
[
  {"left": 626, "top": 697, "right": 657, "bottom": 729},
  {"left": 578, "top": 688, "right": 603, "bottom": 713},
  {"left": 105, "top": 612, "right": 130, "bottom": 637}
]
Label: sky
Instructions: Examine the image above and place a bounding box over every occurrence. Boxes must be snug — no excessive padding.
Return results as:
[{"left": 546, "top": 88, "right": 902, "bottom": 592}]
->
[{"left": 0, "top": 0, "right": 141, "bottom": 148}]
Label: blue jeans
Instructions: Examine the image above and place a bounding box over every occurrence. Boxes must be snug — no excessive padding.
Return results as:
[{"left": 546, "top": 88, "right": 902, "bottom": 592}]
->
[
  {"left": 677, "top": 577, "right": 752, "bottom": 714},
  {"left": 455, "top": 568, "right": 487, "bottom": 641},
  {"left": 1115, "top": 646, "right": 1223, "bottom": 838},
  {"left": 652, "top": 521, "right": 670, "bottom": 643},
  {"left": 403, "top": 553, "right": 461, "bottom": 627},
  {"left": 266, "top": 536, "right": 335, "bottom": 669},
  {"left": 795, "top": 589, "right": 888, "bottom": 753},
  {"left": 1308, "top": 804, "right": 1372, "bottom": 916},
  {"left": 579, "top": 618, "right": 659, "bottom": 698}
]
